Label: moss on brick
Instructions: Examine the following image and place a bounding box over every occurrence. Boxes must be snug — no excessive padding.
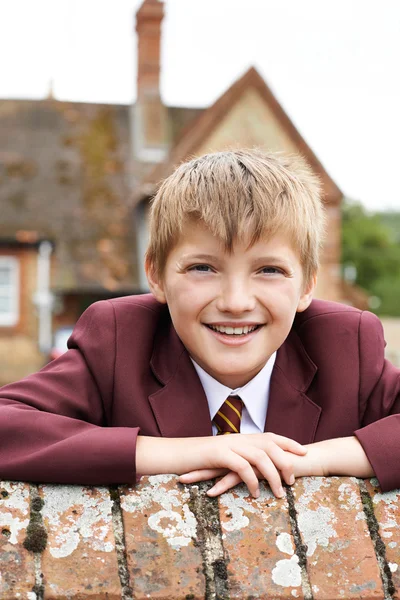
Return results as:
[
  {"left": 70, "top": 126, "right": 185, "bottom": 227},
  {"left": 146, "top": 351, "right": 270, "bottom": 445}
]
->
[
  {"left": 23, "top": 490, "right": 47, "bottom": 554},
  {"left": 359, "top": 481, "right": 396, "bottom": 598}
]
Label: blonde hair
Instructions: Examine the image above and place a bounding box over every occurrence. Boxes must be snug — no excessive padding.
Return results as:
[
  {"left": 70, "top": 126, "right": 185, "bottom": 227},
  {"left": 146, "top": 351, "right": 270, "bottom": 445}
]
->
[{"left": 146, "top": 149, "right": 325, "bottom": 287}]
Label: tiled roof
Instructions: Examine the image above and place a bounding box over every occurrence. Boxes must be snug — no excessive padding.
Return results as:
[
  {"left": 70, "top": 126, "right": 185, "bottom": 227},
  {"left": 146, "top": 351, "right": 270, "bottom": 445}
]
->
[
  {"left": 137, "top": 68, "right": 343, "bottom": 206},
  {"left": 0, "top": 99, "right": 203, "bottom": 291}
]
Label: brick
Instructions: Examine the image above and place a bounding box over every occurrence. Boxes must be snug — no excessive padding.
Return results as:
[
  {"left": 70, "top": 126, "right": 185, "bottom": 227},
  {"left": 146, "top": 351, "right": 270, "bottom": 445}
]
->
[
  {"left": 0, "top": 335, "right": 44, "bottom": 385},
  {"left": 365, "top": 478, "right": 400, "bottom": 590},
  {"left": 39, "top": 484, "right": 121, "bottom": 599},
  {"left": 293, "top": 477, "right": 382, "bottom": 599},
  {"left": 120, "top": 474, "right": 205, "bottom": 599},
  {"left": 0, "top": 481, "right": 35, "bottom": 599},
  {"left": 219, "top": 481, "right": 303, "bottom": 599}
]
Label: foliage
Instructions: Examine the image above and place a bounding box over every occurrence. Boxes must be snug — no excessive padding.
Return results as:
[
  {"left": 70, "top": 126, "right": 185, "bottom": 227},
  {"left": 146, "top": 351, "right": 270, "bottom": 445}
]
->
[
  {"left": 379, "top": 212, "right": 400, "bottom": 244},
  {"left": 341, "top": 200, "right": 400, "bottom": 316}
]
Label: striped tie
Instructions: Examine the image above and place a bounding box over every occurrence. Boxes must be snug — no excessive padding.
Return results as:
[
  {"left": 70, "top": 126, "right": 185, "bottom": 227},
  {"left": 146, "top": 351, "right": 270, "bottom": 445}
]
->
[{"left": 213, "top": 395, "right": 244, "bottom": 435}]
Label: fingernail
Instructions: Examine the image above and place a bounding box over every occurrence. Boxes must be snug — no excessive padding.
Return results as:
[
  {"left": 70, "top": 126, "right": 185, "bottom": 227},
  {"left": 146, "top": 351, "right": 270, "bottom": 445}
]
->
[
  {"left": 254, "top": 489, "right": 260, "bottom": 498},
  {"left": 207, "top": 487, "right": 216, "bottom": 496},
  {"left": 278, "top": 486, "right": 284, "bottom": 497},
  {"left": 289, "top": 475, "right": 295, "bottom": 485}
]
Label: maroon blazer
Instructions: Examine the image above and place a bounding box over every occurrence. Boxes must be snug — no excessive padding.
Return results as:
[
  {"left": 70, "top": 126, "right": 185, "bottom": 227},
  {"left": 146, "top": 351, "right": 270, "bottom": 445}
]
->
[{"left": 0, "top": 294, "right": 399, "bottom": 491}]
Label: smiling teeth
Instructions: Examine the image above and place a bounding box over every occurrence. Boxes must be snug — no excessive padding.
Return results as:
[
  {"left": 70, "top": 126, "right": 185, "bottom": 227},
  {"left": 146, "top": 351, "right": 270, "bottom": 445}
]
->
[{"left": 208, "top": 324, "right": 258, "bottom": 335}]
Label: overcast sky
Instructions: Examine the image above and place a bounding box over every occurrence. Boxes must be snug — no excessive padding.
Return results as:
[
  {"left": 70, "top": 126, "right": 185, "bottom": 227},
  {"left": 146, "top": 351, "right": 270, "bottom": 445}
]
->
[{"left": 1, "top": 0, "right": 400, "bottom": 211}]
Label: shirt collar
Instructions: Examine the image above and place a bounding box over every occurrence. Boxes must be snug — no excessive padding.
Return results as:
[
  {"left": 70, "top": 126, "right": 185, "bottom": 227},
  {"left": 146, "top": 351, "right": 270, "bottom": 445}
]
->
[{"left": 191, "top": 353, "right": 277, "bottom": 432}]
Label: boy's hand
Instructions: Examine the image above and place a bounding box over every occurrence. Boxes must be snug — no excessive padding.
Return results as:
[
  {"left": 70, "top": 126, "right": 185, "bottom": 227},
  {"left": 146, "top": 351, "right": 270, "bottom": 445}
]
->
[
  {"left": 178, "top": 440, "right": 327, "bottom": 497},
  {"left": 136, "top": 433, "right": 307, "bottom": 499},
  {"left": 178, "top": 437, "right": 375, "bottom": 497},
  {"left": 179, "top": 443, "right": 324, "bottom": 497},
  {"left": 180, "top": 468, "right": 261, "bottom": 496}
]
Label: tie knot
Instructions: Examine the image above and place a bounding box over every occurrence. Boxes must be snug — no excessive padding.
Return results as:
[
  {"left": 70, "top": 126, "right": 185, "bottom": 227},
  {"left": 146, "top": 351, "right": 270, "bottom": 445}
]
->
[{"left": 213, "top": 395, "right": 243, "bottom": 435}]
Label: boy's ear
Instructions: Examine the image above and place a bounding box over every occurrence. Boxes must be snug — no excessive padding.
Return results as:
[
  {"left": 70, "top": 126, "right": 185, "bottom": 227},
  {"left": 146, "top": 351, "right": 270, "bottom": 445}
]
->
[
  {"left": 144, "top": 258, "right": 167, "bottom": 304},
  {"left": 296, "top": 273, "right": 317, "bottom": 313}
]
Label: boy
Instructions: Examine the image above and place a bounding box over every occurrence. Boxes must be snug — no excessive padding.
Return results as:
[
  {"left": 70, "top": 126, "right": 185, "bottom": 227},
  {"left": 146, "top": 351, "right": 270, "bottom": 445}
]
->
[{"left": 0, "top": 149, "right": 398, "bottom": 500}]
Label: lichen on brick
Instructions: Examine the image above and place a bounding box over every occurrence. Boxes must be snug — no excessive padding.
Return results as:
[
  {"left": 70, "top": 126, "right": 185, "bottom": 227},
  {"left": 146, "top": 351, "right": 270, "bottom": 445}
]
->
[
  {"left": 40, "top": 484, "right": 114, "bottom": 558},
  {"left": 276, "top": 531, "right": 295, "bottom": 555},
  {"left": 219, "top": 480, "right": 276, "bottom": 533},
  {"left": 272, "top": 555, "right": 302, "bottom": 588},
  {"left": 0, "top": 481, "right": 30, "bottom": 545},
  {"left": 297, "top": 505, "right": 337, "bottom": 557},
  {"left": 122, "top": 474, "right": 197, "bottom": 549}
]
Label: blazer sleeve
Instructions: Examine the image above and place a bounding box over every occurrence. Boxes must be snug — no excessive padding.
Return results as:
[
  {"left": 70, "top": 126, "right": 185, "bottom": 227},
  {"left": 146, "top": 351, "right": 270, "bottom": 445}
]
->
[
  {"left": 0, "top": 301, "right": 139, "bottom": 485},
  {"left": 354, "top": 310, "right": 400, "bottom": 491}
]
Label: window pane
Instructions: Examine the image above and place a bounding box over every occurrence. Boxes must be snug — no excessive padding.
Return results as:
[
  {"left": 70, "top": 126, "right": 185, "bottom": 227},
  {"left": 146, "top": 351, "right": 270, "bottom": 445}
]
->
[
  {"left": 0, "top": 267, "right": 11, "bottom": 285},
  {"left": 0, "top": 258, "right": 19, "bottom": 325},
  {"left": 0, "top": 296, "right": 11, "bottom": 313}
]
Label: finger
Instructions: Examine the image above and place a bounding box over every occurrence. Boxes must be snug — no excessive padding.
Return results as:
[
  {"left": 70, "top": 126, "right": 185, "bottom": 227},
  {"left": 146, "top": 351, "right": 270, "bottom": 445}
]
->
[
  {"left": 178, "top": 468, "right": 227, "bottom": 483},
  {"left": 235, "top": 446, "right": 284, "bottom": 498},
  {"left": 207, "top": 471, "right": 242, "bottom": 496},
  {"left": 264, "top": 445, "right": 295, "bottom": 486},
  {"left": 268, "top": 434, "right": 307, "bottom": 455},
  {"left": 208, "top": 466, "right": 267, "bottom": 496},
  {"left": 220, "top": 451, "right": 261, "bottom": 498}
]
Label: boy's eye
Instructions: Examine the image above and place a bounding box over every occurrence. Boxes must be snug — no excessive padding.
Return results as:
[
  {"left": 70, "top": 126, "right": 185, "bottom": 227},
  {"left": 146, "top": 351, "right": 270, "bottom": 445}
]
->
[
  {"left": 260, "top": 266, "right": 283, "bottom": 275},
  {"left": 189, "top": 264, "right": 213, "bottom": 273}
]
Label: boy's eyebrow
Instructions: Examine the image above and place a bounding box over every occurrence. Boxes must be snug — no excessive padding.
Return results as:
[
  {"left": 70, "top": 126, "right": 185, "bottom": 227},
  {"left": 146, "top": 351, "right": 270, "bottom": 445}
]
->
[
  {"left": 181, "top": 253, "right": 295, "bottom": 268},
  {"left": 254, "top": 256, "right": 294, "bottom": 267},
  {"left": 181, "top": 253, "right": 219, "bottom": 262}
]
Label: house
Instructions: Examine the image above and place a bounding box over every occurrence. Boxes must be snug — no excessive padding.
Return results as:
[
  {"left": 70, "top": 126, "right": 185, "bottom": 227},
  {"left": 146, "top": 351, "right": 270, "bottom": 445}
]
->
[
  {"left": 0, "top": 99, "right": 137, "bottom": 382},
  {"left": 0, "top": 0, "right": 355, "bottom": 384}
]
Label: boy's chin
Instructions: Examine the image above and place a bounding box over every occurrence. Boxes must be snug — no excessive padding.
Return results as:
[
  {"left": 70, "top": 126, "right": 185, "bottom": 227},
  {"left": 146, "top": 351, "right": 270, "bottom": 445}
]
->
[{"left": 207, "top": 363, "right": 265, "bottom": 388}]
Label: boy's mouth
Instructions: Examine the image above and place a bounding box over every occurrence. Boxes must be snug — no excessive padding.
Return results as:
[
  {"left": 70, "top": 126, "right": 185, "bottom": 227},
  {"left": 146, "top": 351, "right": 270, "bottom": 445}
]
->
[{"left": 205, "top": 324, "right": 263, "bottom": 336}]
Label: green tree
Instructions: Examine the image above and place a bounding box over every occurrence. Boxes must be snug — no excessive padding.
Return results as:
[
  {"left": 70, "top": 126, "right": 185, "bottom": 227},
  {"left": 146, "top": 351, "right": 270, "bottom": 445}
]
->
[{"left": 341, "top": 200, "right": 400, "bottom": 316}]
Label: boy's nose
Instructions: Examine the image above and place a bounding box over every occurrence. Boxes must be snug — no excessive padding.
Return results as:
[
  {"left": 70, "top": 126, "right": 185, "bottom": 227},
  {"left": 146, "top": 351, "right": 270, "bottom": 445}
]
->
[{"left": 216, "top": 280, "right": 257, "bottom": 314}]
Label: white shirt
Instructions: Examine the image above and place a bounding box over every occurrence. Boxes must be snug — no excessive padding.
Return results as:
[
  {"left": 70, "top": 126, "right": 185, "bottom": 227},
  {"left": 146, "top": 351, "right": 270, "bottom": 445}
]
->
[{"left": 191, "top": 353, "right": 277, "bottom": 434}]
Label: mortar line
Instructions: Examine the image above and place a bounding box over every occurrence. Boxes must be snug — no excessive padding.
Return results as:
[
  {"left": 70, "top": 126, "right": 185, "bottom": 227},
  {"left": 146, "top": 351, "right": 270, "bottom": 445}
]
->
[
  {"left": 188, "top": 482, "right": 230, "bottom": 600},
  {"left": 28, "top": 484, "right": 46, "bottom": 600},
  {"left": 358, "top": 479, "right": 396, "bottom": 599},
  {"left": 32, "top": 553, "right": 44, "bottom": 600},
  {"left": 285, "top": 485, "right": 314, "bottom": 600},
  {"left": 109, "top": 486, "right": 134, "bottom": 600}
]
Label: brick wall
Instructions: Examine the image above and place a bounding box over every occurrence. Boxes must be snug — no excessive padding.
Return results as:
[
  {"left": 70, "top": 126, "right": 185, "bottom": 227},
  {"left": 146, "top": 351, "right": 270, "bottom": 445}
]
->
[
  {"left": 1, "top": 475, "right": 398, "bottom": 599},
  {"left": 0, "top": 248, "right": 45, "bottom": 385},
  {"left": 315, "top": 204, "right": 343, "bottom": 303},
  {"left": 0, "top": 334, "right": 45, "bottom": 386}
]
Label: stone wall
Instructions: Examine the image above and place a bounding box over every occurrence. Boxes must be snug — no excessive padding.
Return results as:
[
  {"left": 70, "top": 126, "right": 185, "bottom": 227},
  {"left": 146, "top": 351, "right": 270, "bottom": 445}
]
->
[{"left": 1, "top": 475, "right": 398, "bottom": 599}]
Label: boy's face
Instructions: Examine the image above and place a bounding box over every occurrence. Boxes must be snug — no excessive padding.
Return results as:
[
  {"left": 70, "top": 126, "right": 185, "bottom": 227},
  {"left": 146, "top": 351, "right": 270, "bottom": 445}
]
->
[{"left": 146, "top": 222, "right": 316, "bottom": 389}]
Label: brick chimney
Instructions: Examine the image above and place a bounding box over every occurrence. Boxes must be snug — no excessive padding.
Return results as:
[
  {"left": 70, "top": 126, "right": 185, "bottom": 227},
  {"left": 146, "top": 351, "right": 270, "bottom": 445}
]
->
[{"left": 132, "top": 0, "right": 168, "bottom": 164}]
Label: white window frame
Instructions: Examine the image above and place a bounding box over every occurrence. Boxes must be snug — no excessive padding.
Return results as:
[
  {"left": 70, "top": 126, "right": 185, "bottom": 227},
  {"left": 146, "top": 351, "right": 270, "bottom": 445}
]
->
[{"left": 0, "top": 256, "right": 20, "bottom": 327}]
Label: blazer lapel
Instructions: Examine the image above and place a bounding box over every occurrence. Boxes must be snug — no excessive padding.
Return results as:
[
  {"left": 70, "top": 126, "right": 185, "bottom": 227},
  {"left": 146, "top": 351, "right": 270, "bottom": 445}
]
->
[
  {"left": 265, "top": 329, "right": 321, "bottom": 444},
  {"left": 149, "top": 314, "right": 212, "bottom": 438}
]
